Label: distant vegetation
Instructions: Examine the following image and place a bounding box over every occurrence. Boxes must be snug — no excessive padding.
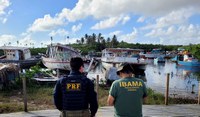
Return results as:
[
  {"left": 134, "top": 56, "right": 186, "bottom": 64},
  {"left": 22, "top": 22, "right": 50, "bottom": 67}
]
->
[{"left": 30, "top": 47, "right": 47, "bottom": 56}]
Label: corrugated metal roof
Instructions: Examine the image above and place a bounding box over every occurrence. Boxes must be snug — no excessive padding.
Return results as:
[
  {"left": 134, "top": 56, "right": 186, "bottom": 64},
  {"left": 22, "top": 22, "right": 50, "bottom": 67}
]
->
[{"left": 0, "top": 46, "right": 29, "bottom": 50}]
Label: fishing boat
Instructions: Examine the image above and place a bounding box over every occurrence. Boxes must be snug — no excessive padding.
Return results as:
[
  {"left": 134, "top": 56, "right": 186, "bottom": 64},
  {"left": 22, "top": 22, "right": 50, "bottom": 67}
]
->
[
  {"left": 177, "top": 54, "right": 200, "bottom": 67},
  {"left": 140, "top": 48, "right": 166, "bottom": 59},
  {"left": 41, "top": 43, "right": 81, "bottom": 70},
  {"left": 101, "top": 48, "right": 146, "bottom": 71},
  {"left": 0, "top": 46, "right": 41, "bottom": 68}
]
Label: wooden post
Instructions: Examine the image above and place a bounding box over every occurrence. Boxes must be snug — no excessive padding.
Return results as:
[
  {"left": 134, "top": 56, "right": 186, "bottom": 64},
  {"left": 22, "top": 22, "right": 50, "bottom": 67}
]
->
[
  {"left": 22, "top": 77, "right": 28, "bottom": 112},
  {"left": 57, "top": 69, "right": 60, "bottom": 78},
  {"left": 165, "top": 73, "right": 170, "bottom": 105},
  {"left": 198, "top": 81, "right": 200, "bottom": 105},
  {"left": 96, "top": 75, "right": 99, "bottom": 102}
]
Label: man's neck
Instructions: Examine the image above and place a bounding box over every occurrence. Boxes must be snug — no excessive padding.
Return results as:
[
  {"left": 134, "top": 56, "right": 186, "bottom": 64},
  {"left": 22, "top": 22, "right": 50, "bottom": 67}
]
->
[{"left": 122, "top": 74, "right": 132, "bottom": 78}]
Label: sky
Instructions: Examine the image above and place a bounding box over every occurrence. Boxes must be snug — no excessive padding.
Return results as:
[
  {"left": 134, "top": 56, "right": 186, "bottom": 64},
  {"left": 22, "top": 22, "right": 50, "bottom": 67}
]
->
[{"left": 0, "top": 0, "right": 200, "bottom": 48}]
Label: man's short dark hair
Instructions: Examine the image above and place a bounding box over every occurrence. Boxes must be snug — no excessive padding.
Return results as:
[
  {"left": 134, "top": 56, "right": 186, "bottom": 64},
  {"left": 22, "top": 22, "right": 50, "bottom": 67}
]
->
[{"left": 70, "top": 57, "right": 84, "bottom": 71}]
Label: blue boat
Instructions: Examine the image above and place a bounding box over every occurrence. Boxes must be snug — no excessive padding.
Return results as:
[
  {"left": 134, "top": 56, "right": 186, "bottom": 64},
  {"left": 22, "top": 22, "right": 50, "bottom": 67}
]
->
[{"left": 177, "top": 54, "right": 200, "bottom": 67}]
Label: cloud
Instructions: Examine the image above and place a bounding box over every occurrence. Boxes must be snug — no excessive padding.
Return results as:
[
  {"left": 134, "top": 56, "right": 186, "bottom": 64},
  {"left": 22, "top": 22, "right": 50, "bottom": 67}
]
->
[
  {"left": 91, "top": 16, "right": 124, "bottom": 30},
  {"left": 0, "top": 0, "right": 10, "bottom": 15},
  {"left": 19, "top": 34, "right": 36, "bottom": 47},
  {"left": 28, "top": 14, "right": 66, "bottom": 32},
  {"left": 49, "top": 29, "right": 69, "bottom": 37},
  {"left": 142, "top": 8, "right": 196, "bottom": 30},
  {"left": 109, "top": 31, "right": 122, "bottom": 37},
  {"left": 118, "top": 27, "right": 138, "bottom": 43},
  {"left": 0, "top": 0, "right": 11, "bottom": 23},
  {"left": 72, "top": 23, "right": 82, "bottom": 32},
  {"left": 28, "top": 0, "right": 200, "bottom": 33},
  {"left": 145, "top": 24, "right": 200, "bottom": 45},
  {"left": 122, "top": 16, "right": 130, "bottom": 24},
  {"left": 0, "top": 34, "right": 16, "bottom": 46},
  {"left": 137, "top": 16, "right": 145, "bottom": 23},
  {"left": 59, "top": 0, "right": 200, "bottom": 22}
]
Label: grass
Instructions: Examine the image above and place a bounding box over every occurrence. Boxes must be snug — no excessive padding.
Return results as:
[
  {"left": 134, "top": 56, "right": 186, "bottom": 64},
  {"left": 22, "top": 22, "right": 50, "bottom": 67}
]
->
[{"left": 0, "top": 82, "right": 198, "bottom": 114}]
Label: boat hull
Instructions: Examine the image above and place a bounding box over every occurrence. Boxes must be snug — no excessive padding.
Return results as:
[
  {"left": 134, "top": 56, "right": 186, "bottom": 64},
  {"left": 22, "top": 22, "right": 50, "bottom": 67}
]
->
[
  {"left": 42, "top": 57, "right": 71, "bottom": 70},
  {"left": 102, "top": 61, "right": 146, "bottom": 71},
  {"left": 0, "top": 58, "right": 41, "bottom": 69},
  {"left": 178, "top": 61, "right": 200, "bottom": 67}
]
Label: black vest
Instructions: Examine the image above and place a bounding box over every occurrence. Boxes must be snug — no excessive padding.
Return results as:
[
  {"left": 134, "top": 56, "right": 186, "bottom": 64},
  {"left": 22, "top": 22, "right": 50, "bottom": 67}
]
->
[{"left": 61, "top": 75, "right": 89, "bottom": 110}]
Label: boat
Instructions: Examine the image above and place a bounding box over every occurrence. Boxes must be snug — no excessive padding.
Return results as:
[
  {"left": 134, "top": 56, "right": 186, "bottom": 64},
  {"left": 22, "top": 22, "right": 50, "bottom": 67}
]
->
[
  {"left": 0, "top": 46, "right": 41, "bottom": 69},
  {"left": 140, "top": 48, "right": 166, "bottom": 59},
  {"left": 154, "top": 56, "right": 165, "bottom": 64},
  {"left": 177, "top": 53, "right": 200, "bottom": 67},
  {"left": 101, "top": 48, "right": 146, "bottom": 71},
  {"left": 41, "top": 43, "right": 81, "bottom": 70}
]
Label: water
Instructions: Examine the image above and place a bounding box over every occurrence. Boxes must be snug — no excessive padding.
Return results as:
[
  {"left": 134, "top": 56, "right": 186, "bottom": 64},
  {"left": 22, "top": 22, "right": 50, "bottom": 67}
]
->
[
  {"left": 87, "top": 60, "right": 200, "bottom": 99},
  {"left": 145, "top": 60, "right": 200, "bottom": 99}
]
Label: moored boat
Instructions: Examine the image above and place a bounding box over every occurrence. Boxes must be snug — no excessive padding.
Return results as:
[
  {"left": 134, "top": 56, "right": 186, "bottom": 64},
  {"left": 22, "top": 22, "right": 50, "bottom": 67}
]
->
[
  {"left": 101, "top": 48, "right": 146, "bottom": 71},
  {"left": 140, "top": 48, "right": 166, "bottom": 59},
  {"left": 172, "top": 51, "right": 200, "bottom": 67},
  {"left": 177, "top": 54, "right": 200, "bottom": 67}
]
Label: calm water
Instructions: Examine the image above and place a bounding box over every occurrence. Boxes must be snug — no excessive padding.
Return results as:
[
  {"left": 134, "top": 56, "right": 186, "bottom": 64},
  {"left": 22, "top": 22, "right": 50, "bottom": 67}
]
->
[
  {"left": 145, "top": 60, "right": 200, "bottom": 99},
  {"left": 87, "top": 60, "right": 200, "bottom": 99}
]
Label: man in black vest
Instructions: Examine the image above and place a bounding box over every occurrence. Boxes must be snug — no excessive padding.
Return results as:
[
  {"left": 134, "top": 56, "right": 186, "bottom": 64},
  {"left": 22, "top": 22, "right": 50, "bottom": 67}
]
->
[{"left": 53, "top": 57, "right": 98, "bottom": 117}]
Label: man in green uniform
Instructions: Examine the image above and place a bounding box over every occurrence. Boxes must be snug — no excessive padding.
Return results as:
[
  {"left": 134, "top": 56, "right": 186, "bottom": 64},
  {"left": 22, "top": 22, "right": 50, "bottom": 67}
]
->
[{"left": 107, "top": 63, "right": 147, "bottom": 117}]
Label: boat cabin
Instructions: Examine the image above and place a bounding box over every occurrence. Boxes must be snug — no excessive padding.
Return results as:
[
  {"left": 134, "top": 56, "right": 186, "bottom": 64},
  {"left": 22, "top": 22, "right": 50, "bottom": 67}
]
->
[
  {"left": 0, "top": 46, "right": 31, "bottom": 60},
  {"left": 45, "top": 43, "right": 80, "bottom": 61},
  {"left": 102, "top": 48, "right": 144, "bottom": 58}
]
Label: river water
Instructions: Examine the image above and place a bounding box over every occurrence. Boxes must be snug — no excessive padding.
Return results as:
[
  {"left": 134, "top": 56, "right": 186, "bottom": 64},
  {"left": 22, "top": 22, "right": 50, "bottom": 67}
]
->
[{"left": 87, "top": 60, "right": 200, "bottom": 99}]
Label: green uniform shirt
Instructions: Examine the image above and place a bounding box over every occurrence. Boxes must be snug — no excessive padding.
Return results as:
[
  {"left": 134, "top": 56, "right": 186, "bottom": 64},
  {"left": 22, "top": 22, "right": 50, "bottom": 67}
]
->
[{"left": 109, "top": 77, "right": 147, "bottom": 117}]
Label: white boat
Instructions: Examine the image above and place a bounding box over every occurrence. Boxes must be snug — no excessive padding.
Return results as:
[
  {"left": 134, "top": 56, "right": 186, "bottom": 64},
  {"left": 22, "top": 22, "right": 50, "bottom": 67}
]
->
[
  {"left": 101, "top": 48, "right": 145, "bottom": 70},
  {"left": 140, "top": 48, "right": 166, "bottom": 59},
  {"left": 42, "top": 43, "right": 81, "bottom": 70},
  {"left": 0, "top": 46, "right": 40, "bottom": 68}
]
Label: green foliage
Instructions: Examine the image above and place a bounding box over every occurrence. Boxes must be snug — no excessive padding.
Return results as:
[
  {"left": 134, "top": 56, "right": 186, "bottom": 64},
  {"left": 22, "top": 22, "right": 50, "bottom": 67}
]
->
[
  {"left": 144, "top": 88, "right": 165, "bottom": 105},
  {"left": 98, "top": 87, "right": 109, "bottom": 107},
  {"left": 184, "top": 44, "right": 200, "bottom": 60},
  {"left": 30, "top": 48, "right": 47, "bottom": 55},
  {"left": 25, "top": 63, "right": 42, "bottom": 79},
  {"left": 0, "top": 103, "right": 23, "bottom": 113}
]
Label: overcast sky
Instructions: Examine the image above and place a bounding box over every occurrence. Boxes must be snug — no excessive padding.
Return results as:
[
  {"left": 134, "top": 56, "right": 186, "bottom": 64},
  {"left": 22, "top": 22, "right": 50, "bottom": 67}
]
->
[{"left": 0, "top": 0, "right": 200, "bottom": 47}]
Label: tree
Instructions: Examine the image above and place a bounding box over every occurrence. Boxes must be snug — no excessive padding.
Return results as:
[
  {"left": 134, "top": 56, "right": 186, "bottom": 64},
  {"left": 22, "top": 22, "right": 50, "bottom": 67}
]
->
[
  {"left": 50, "top": 36, "right": 53, "bottom": 45},
  {"left": 76, "top": 39, "right": 81, "bottom": 44},
  {"left": 111, "top": 35, "right": 119, "bottom": 47},
  {"left": 41, "top": 43, "right": 43, "bottom": 48},
  {"left": 97, "top": 33, "right": 102, "bottom": 43},
  {"left": 17, "top": 40, "right": 19, "bottom": 46},
  {"left": 8, "top": 42, "right": 11, "bottom": 45},
  {"left": 106, "top": 37, "right": 111, "bottom": 47},
  {"left": 81, "top": 37, "right": 84, "bottom": 44}
]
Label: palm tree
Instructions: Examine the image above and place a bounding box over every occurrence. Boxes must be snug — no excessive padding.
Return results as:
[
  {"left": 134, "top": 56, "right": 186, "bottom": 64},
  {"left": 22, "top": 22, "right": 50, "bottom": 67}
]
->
[
  {"left": 17, "top": 40, "right": 19, "bottom": 46},
  {"left": 41, "top": 43, "right": 43, "bottom": 48},
  {"left": 8, "top": 42, "right": 11, "bottom": 46},
  {"left": 81, "top": 37, "right": 84, "bottom": 44},
  {"left": 50, "top": 36, "right": 53, "bottom": 46}
]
